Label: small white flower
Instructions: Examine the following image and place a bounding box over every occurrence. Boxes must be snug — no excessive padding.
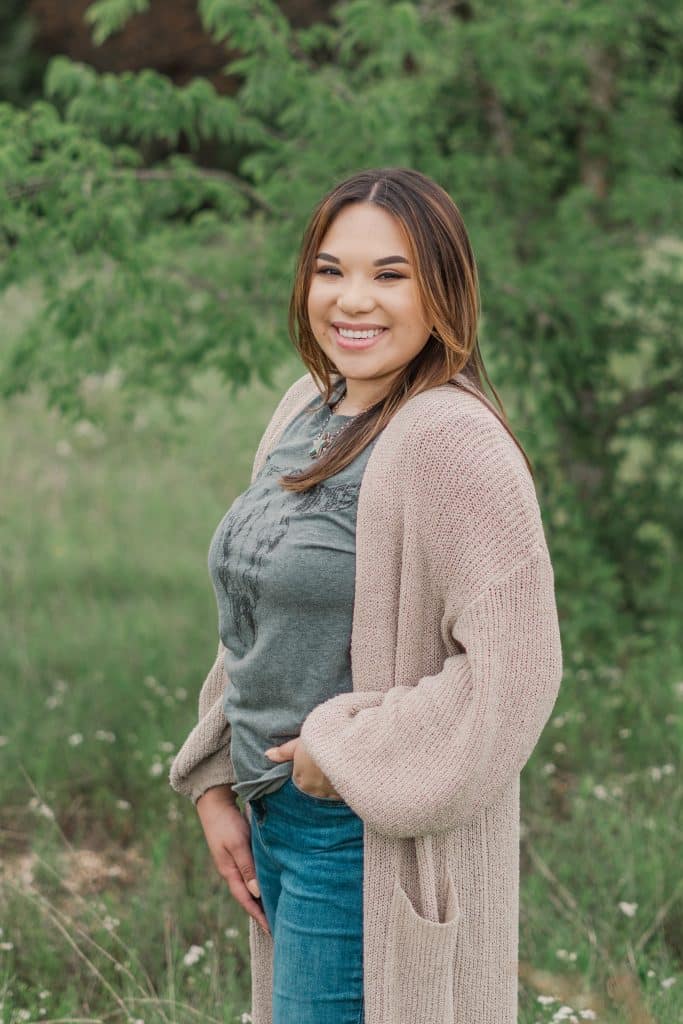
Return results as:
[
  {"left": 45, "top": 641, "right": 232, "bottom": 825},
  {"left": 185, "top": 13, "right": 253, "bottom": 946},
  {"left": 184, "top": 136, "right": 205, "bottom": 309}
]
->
[
  {"left": 174, "top": 687, "right": 187, "bottom": 700},
  {"left": 618, "top": 901, "right": 638, "bottom": 917},
  {"left": 592, "top": 785, "right": 609, "bottom": 800},
  {"left": 537, "top": 994, "right": 557, "bottom": 1004},
  {"left": 115, "top": 799, "right": 131, "bottom": 810},
  {"left": 552, "top": 742, "right": 566, "bottom": 753},
  {"left": 542, "top": 762, "right": 556, "bottom": 774},
  {"left": 95, "top": 730, "right": 116, "bottom": 743},
  {"left": 45, "top": 695, "right": 62, "bottom": 709},
  {"left": 183, "top": 944, "right": 205, "bottom": 966},
  {"left": 618, "top": 728, "right": 631, "bottom": 739},
  {"left": 661, "top": 977, "right": 676, "bottom": 989},
  {"left": 240, "top": 1013, "right": 253, "bottom": 1023},
  {"left": 38, "top": 991, "right": 50, "bottom": 999},
  {"left": 159, "top": 741, "right": 174, "bottom": 752},
  {"left": 649, "top": 766, "right": 662, "bottom": 781},
  {"left": 102, "top": 915, "right": 119, "bottom": 932},
  {"left": 661, "top": 763, "right": 674, "bottom": 775},
  {"left": 16, "top": 1010, "right": 31, "bottom": 1021},
  {"left": 579, "top": 1013, "right": 597, "bottom": 1020},
  {"left": 224, "top": 926, "right": 239, "bottom": 938},
  {"left": 68, "top": 733, "right": 84, "bottom": 746},
  {"left": 149, "top": 761, "right": 164, "bottom": 777},
  {"left": 0, "top": 941, "right": 14, "bottom": 950},
  {"left": 54, "top": 679, "right": 68, "bottom": 692}
]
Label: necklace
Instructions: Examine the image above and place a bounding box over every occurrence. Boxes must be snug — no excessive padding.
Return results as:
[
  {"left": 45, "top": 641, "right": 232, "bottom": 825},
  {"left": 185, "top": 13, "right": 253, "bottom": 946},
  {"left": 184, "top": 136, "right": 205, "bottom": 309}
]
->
[{"left": 308, "top": 383, "right": 364, "bottom": 459}]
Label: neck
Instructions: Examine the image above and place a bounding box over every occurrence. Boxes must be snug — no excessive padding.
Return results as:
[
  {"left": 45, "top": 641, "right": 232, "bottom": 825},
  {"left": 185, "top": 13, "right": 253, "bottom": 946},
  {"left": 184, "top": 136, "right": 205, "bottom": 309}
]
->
[{"left": 333, "top": 374, "right": 396, "bottom": 415}]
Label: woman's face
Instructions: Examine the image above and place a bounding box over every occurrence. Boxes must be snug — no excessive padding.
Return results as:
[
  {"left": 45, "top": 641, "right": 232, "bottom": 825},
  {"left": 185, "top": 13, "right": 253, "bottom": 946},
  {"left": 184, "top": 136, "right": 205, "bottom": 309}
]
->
[{"left": 307, "top": 202, "right": 433, "bottom": 400}]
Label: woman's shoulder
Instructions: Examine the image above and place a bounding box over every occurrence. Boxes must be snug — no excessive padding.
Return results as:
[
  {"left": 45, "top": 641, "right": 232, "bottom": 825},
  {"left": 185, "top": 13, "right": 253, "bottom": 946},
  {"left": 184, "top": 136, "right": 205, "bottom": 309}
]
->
[{"left": 395, "top": 380, "right": 526, "bottom": 471}]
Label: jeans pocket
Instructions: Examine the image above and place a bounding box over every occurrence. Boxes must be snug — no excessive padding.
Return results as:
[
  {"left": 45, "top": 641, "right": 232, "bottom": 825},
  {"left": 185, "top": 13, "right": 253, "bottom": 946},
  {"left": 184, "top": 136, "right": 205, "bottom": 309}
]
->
[
  {"left": 382, "top": 867, "right": 461, "bottom": 1022},
  {"left": 288, "top": 774, "right": 347, "bottom": 804}
]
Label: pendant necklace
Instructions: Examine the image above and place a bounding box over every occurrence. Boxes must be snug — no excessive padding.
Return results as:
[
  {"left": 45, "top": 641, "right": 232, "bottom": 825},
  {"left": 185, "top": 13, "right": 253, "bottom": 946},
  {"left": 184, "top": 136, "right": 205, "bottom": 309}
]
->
[{"left": 308, "top": 382, "right": 363, "bottom": 460}]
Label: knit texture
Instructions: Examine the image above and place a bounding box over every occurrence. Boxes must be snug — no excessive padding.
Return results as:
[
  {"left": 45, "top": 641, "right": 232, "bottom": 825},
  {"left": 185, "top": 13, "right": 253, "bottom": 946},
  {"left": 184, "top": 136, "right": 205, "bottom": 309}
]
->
[{"left": 169, "top": 370, "right": 564, "bottom": 1024}]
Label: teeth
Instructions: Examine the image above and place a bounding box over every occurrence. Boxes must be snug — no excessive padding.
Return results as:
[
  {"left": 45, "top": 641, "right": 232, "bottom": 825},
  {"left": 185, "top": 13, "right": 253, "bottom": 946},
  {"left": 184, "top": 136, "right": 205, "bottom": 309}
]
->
[{"left": 337, "top": 327, "right": 384, "bottom": 339}]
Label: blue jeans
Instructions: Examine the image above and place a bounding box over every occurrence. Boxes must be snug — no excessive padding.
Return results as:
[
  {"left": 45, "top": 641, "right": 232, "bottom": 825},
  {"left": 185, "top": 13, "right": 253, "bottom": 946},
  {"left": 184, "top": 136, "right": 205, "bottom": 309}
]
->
[{"left": 248, "top": 774, "right": 365, "bottom": 1024}]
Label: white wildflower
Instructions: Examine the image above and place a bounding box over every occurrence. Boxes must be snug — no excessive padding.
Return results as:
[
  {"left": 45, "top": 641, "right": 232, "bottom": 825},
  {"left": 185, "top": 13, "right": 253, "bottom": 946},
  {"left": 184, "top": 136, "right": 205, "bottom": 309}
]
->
[
  {"left": 224, "top": 926, "right": 239, "bottom": 938},
  {"left": 183, "top": 944, "right": 205, "bottom": 966},
  {"left": 618, "top": 728, "right": 631, "bottom": 739},
  {"left": 68, "top": 733, "right": 84, "bottom": 746},
  {"left": 618, "top": 901, "right": 638, "bottom": 917},
  {"left": 542, "top": 762, "right": 556, "bottom": 774},
  {"left": 592, "top": 785, "right": 609, "bottom": 800},
  {"left": 0, "top": 942, "right": 14, "bottom": 951},
  {"left": 159, "top": 741, "right": 174, "bottom": 752},
  {"left": 661, "top": 977, "right": 676, "bottom": 988},
  {"left": 537, "top": 995, "right": 557, "bottom": 1004},
  {"left": 116, "top": 799, "right": 131, "bottom": 810},
  {"left": 149, "top": 761, "right": 164, "bottom": 777}
]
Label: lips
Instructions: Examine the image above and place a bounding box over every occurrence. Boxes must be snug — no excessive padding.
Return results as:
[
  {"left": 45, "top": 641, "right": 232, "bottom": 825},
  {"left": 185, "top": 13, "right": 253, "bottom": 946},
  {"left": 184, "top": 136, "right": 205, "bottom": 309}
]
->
[{"left": 332, "top": 325, "right": 387, "bottom": 350}]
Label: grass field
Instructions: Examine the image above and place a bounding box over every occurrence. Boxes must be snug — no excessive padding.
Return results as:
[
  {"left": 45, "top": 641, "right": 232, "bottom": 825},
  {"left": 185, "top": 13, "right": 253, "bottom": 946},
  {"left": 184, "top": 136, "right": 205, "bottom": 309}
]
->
[{"left": 0, "top": 349, "right": 681, "bottom": 1024}]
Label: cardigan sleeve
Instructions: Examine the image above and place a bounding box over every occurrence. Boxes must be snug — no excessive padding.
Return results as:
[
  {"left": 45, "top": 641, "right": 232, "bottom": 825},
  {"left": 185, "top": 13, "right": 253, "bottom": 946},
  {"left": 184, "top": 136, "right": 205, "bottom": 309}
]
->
[
  {"left": 298, "top": 404, "right": 564, "bottom": 838},
  {"left": 168, "top": 639, "right": 238, "bottom": 804}
]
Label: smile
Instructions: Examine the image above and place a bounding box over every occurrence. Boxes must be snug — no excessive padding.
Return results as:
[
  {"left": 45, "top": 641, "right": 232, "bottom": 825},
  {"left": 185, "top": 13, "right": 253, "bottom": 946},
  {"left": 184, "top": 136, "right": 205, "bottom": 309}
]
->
[{"left": 332, "top": 325, "right": 388, "bottom": 349}]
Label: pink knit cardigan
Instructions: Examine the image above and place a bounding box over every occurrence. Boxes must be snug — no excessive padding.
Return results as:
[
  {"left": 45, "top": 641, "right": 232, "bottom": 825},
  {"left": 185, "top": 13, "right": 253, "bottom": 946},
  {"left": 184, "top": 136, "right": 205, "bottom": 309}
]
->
[{"left": 169, "top": 370, "right": 564, "bottom": 1023}]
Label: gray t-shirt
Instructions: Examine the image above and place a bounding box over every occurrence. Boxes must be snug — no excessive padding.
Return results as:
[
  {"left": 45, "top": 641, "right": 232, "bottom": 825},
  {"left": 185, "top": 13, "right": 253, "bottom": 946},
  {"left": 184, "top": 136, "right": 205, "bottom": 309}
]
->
[{"left": 207, "top": 378, "right": 384, "bottom": 804}]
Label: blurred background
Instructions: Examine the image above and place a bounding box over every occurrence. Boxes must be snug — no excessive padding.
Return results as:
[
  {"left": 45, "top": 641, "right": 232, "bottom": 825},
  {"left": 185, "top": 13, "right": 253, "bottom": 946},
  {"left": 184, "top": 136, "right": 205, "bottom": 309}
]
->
[{"left": 0, "top": 2, "right": 681, "bottom": 1022}]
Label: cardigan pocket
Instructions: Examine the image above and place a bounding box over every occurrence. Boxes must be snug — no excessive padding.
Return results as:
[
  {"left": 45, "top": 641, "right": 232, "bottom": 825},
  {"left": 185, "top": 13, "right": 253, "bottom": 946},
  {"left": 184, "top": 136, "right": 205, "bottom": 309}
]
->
[{"left": 383, "top": 866, "right": 461, "bottom": 1023}]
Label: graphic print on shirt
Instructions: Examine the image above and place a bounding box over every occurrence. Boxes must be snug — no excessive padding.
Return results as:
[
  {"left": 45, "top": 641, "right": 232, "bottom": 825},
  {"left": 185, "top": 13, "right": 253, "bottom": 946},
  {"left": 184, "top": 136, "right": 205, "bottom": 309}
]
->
[{"left": 211, "top": 455, "right": 361, "bottom": 652}]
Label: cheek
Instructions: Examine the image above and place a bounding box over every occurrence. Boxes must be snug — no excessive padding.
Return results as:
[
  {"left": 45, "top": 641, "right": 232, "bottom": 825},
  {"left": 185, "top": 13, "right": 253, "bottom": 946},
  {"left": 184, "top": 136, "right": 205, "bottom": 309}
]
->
[{"left": 307, "top": 283, "right": 326, "bottom": 322}]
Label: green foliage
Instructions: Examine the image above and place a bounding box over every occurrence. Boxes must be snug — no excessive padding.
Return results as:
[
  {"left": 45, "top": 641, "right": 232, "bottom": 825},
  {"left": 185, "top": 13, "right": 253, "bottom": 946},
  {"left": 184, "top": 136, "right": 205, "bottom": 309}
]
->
[
  {"left": 84, "top": 0, "right": 151, "bottom": 45},
  {"left": 1, "top": 0, "right": 682, "bottom": 638}
]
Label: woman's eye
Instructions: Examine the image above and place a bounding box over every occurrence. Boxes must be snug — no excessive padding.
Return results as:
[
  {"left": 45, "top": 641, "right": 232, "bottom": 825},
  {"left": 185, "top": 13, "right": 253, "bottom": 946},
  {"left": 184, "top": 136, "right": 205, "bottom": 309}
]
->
[{"left": 315, "top": 268, "right": 404, "bottom": 280}]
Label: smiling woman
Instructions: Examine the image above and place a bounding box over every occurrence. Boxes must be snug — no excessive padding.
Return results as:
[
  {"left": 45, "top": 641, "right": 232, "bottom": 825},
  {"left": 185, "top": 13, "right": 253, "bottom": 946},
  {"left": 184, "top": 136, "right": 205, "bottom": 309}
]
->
[
  {"left": 306, "top": 203, "right": 433, "bottom": 409},
  {"left": 169, "top": 167, "right": 562, "bottom": 1024}
]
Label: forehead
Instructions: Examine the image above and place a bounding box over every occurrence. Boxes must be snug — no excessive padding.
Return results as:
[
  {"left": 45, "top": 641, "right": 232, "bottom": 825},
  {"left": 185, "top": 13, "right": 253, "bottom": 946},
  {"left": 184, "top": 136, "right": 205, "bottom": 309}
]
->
[{"left": 319, "top": 203, "right": 410, "bottom": 255}]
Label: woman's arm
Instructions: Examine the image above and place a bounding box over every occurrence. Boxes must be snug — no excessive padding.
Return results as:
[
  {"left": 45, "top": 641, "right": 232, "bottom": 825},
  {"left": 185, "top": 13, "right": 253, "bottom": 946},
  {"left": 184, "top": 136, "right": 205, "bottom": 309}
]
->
[
  {"left": 298, "top": 400, "right": 564, "bottom": 838},
  {"left": 168, "top": 639, "right": 238, "bottom": 805}
]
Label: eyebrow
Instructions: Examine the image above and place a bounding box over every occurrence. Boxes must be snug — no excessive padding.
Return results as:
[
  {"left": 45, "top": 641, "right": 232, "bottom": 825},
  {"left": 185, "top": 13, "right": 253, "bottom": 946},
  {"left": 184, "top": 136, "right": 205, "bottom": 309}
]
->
[{"left": 315, "top": 252, "right": 410, "bottom": 267}]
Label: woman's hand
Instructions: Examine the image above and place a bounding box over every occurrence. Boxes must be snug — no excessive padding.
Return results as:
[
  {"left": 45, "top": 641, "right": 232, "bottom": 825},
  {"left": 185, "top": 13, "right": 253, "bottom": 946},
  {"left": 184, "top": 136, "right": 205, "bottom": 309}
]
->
[
  {"left": 265, "top": 737, "right": 343, "bottom": 800},
  {"left": 195, "top": 786, "right": 272, "bottom": 938}
]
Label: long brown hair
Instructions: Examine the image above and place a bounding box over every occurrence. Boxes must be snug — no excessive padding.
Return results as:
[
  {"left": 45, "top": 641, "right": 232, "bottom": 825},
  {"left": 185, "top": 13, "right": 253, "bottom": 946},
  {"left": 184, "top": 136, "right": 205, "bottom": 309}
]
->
[{"left": 281, "top": 167, "right": 533, "bottom": 491}]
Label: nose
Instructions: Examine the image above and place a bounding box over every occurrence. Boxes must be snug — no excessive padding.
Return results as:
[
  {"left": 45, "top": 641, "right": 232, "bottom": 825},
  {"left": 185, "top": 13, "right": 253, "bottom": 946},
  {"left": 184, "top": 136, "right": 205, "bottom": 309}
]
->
[{"left": 337, "top": 278, "right": 376, "bottom": 315}]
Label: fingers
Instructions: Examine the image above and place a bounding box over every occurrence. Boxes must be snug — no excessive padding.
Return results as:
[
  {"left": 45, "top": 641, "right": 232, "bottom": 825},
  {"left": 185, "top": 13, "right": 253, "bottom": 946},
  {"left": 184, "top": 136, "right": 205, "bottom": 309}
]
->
[{"left": 222, "top": 858, "right": 272, "bottom": 937}]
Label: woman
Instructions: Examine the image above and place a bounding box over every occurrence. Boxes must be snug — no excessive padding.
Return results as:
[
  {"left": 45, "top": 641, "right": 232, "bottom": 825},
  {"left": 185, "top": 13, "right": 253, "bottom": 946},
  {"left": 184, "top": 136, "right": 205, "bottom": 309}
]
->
[{"left": 169, "top": 167, "right": 563, "bottom": 1024}]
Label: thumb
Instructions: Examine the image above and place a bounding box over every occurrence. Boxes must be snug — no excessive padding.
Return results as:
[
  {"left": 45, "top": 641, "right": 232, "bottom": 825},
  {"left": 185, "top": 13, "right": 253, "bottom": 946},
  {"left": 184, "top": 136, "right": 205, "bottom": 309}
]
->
[{"left": 264, "top": 738, "right": 298, "bottom": 761}]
